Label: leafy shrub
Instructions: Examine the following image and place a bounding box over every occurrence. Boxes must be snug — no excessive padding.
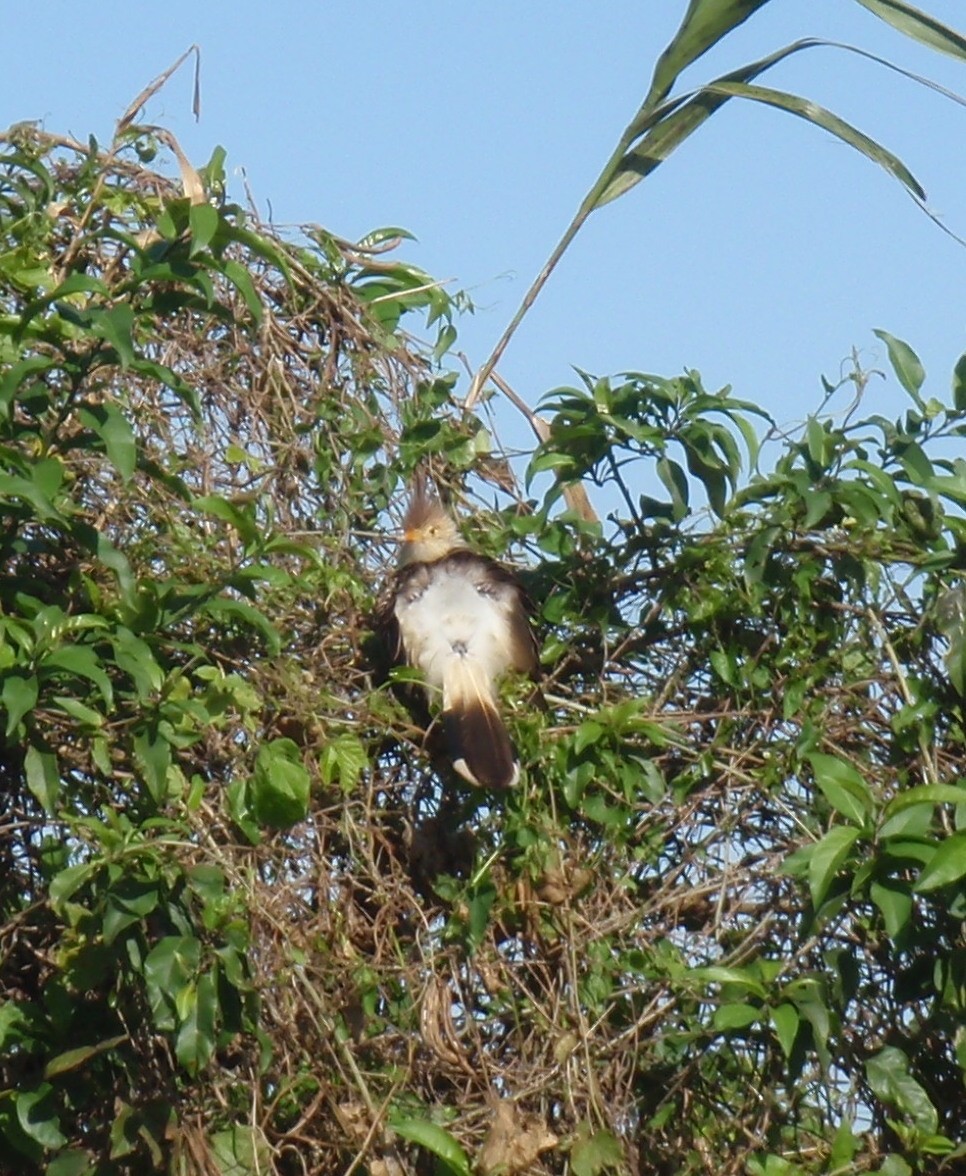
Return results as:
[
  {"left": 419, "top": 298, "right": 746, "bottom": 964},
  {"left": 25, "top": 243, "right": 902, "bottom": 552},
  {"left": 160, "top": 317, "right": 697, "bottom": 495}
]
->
[{"left": 1, "top": 112, "right": 965, "bottom": 1176}]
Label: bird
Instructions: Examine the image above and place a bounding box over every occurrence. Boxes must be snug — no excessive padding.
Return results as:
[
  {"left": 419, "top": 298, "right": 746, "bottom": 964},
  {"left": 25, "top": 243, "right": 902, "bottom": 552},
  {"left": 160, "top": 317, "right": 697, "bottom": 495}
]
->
[{"left": 380, "top": 481, "right": 539, "bottom": 789}]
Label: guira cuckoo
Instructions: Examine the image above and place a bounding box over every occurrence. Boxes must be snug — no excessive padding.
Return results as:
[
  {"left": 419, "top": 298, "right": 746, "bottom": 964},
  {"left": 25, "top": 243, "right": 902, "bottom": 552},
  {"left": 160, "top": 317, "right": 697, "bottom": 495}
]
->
[{"left": 380, "top": 484, "right": 538, "bottom": 789}]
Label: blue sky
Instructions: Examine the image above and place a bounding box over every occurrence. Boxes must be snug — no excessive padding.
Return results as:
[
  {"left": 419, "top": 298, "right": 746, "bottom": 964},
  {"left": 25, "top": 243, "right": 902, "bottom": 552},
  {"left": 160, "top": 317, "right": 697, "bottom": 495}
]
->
[{"left": 5, "top": 2, "right": 966, "bottom": 462}]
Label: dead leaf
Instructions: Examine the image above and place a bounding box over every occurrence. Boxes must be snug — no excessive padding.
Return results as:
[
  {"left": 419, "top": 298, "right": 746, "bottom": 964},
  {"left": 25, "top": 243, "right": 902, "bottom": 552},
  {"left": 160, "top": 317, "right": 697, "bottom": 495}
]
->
[
  {"left": 156, "top": 128, "right": 206, "bottom": 204},
  {"left": 334, "top": 1100, "right": 370, "bottom": 1144},
  {"left": 478, "top": 1099, "right": 557, "bottom": 1175},
  {"left": 370, "top": 1156, "right": 406, "bottom": 1176},
  {"left": 117, "top": 46, "right": 201, "bottom": 137},
  {"left": 536, "top": 861, "right": 593, "bottom": 906},
  {"left": 490, "top": 371, "right": 599, "bottom": 522}
]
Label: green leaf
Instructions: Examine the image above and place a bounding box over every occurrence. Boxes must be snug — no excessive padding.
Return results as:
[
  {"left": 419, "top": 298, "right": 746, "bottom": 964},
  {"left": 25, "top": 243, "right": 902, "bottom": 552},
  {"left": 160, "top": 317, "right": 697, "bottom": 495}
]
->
[
  {"left": 133, "top": 727, "right": 172, "bottom": 805},
  {"left": 225, "top": 776, "right": 261, "bottom": 846},
  {"left": 129, "top": 356, "right": 202, "bottom": 416},
  {"left": 913, "top": 830, "right": 966, "bottom": 891},
  {"left": 89, "top": 304, "right": 136, "bottom": 368},
  {"left": 713, "top": 1002, "right": 760, "bottom": 1031},
  {"left": 49, "top": 861, "right": 97, "bottom": 908},
  {"left": 16, "top": 1084, "right": 67, "bottom": 1149},
  {"left": 223, "top": 259, "right": 262, "bottom": 321},
  {"left": 853, "top": 0, "right": 966, "bottom": 63},
  {"left": 44, "top": 1035, "right": 127, "bottom": 1079},
  {"left": 390, "top": 1117, "right": 471, "bottom": 1176},
  {"left": 111, "top": 628, "right": 164, "bottom": 698},
  {"left": 252, "top": 739, "right": 311, "bottom": 828},
  {"left": 227, "top": 225, "right": 294, "bottom": 284},
  {"left": 41, "top": 644, "right": 114, "bottom": 708},
  {"left": 103, "top": 879, "right": 160, "bottom": 945},
  {"left": 144, "top": 936, "right": 201, "bottom": 995},
  {"left": 642, "top": 0, "right": 771, "bottom": 113},
  {"left": 0, "top": 471, "right": 62, "bottom": 521},
  {"left": 883, "top": 783, "right": 966, "bottom": 818},
  {"left": 2, "top": 672, "right": 38, "bottom": 735},
  {"left": 597, "top": 36, "right": 915, "bottom": 210},
  {"left": 870, "top": 879, "right": 912, "bottom": 939},
  {"left": 656, "top": 456, "right": 689, "bottom": 519},
  {"left": 175, "top": 969, "right": 217, "bottom": 1075},
  {"left": 805, "top": 416, "right": 828, "bottom": 466},
  {"left": 210, "top": 1124, "right": 272, "bottom": 1176},
  {"left": 829, "top": 1119, "right": 861, "bottom": 1170},
  {"left": 24, "top": 744, "right": 59, "bottom": 813},
  {"left": 574, "top": 720, "right": 605, "bottom": 755},
  {"left": 193, "top": 493, "right": 259, "bottom": 546},
  {"left": 708, "top": 84, "right": 926, "bottom": 204},
  {"left": 808, "top": 753, "right": 875, "bottom": 826},
  {"left": 319, "top": 732, "right": 369, "bottom": 793},
  {"left": 200, "top": 596, "right": 281, "bottom": 655},
  {"left": 879, "top": 801, "right": 934, "bottom": 842},
  {"left": 85, "top": 527, "right": 136, "bottom": 601},
  {"left": 689, "top": 966, "right": 767, "bottom": 998},
  {"left": 468, "top": 884, "right": 496, "bottom": 948},
  {"left": 866, "top": 1045, "right": 938, "bottom": 1133},
  {"left": 877, "top": 1159, "right": 913, "bottom": 1176},
  {"left": 433, "top": 321, "right": 457, "bottom": 362},
  {"left": 709, "top": 649, "right": 735, "bottom": 684},
  {"left": 188, "top": 202, "right": 219, "bottom": 255},
  {"left": 76, "top": 402, "right": 137, "bottom": 481},
  {"left": 808, "top": 825, "right": 860, "bottom": 907},
  {"left": 771, "top": 1003, "right": 800, "bottom": 1058},
  {"left": 46, "top": 1150, "right": 93, "bottom": 1176},
  {"left": 953, "top": 353, "right": 966, "bottom": 412},
  {"left": 0, "top": 355, "right": 55, "bottom": 415},
  {"left": 789, "top": 985, "right": 833, "bottom": 1071},
  {"left": 874, "top": 329, "right": 926, "bottom": 408},
  {"left": 743, "top": 524, "right": 780, "bottom": 587},
  {"left": 570, "top": 1125, "right": 623, "bottom": 1176},
  {"left": 928, "top": 472, "right": 966, "bottom": 509}
]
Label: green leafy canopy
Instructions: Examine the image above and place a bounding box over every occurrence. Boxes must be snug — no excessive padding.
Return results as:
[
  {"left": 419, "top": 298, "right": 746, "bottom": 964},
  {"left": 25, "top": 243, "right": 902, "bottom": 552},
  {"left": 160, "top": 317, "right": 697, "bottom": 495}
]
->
[{"left": 3, "top": 3, "right": 966, "bottom": 1172}]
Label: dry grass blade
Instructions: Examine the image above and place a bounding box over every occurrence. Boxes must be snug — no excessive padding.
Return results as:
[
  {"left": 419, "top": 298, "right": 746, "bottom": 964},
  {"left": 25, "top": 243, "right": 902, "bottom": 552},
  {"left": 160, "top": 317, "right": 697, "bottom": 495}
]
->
[
  {"left": 116, "top": 43, "right": 201, "bottom": 136},
  {"left": 146, "top": 125, "right": 207, "bottom": 203}
]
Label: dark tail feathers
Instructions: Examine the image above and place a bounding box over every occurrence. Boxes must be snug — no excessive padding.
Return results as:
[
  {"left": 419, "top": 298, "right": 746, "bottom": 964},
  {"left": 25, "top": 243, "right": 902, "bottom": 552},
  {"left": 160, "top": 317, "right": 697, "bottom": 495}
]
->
[{"left": 444, "top": 699, "right": 519, "bottom": 789}]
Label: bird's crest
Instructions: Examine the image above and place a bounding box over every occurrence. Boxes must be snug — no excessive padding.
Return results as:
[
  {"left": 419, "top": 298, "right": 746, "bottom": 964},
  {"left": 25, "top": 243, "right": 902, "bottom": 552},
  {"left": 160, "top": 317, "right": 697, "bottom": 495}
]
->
[{"left": 398, "top": 479, "right": 462, "bottom": 565}]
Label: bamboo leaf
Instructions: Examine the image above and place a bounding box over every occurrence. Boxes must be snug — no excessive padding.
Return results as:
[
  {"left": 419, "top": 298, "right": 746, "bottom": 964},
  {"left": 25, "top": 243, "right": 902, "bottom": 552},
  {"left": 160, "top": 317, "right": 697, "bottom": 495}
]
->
[
  {"left": 642, "top": 0, "right": 773, "bottom": 114},
  {"left": 853, "top": 0, "right": 966, "bottom": 63},
  {"left": 705, "top": 80, "right": 926, "bottom": 201},
  {"left": 600, "top": 40, "right": 820, "bottom": 207}
]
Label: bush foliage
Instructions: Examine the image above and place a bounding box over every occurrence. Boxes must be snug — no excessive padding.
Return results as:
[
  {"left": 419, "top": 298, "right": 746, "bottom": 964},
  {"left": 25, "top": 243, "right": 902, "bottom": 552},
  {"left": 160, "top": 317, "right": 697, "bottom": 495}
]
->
[{"left": 2, "top": 111, "right": 966, "bottom": 1176}]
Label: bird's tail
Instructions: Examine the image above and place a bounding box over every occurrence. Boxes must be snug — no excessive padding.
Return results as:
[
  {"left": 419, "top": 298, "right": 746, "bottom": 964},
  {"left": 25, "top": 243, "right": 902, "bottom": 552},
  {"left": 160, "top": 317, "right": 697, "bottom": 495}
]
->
[{"left": 442, "top": 657, "right": 519, "bottom": 789}]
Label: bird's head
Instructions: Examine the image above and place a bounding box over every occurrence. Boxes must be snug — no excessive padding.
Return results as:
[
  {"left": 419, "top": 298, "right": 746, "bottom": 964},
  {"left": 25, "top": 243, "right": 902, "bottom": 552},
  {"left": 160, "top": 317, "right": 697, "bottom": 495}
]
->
[{"left": 398, "top": 484, "right": 463, "bottom": 565}]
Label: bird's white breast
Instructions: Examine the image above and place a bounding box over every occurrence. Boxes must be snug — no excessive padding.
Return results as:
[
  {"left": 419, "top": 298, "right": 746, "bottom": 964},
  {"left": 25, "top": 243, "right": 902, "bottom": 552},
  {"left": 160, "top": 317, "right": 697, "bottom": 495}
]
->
[{"left": 394, "top": 563, "right": 516, "bottom": 688}]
